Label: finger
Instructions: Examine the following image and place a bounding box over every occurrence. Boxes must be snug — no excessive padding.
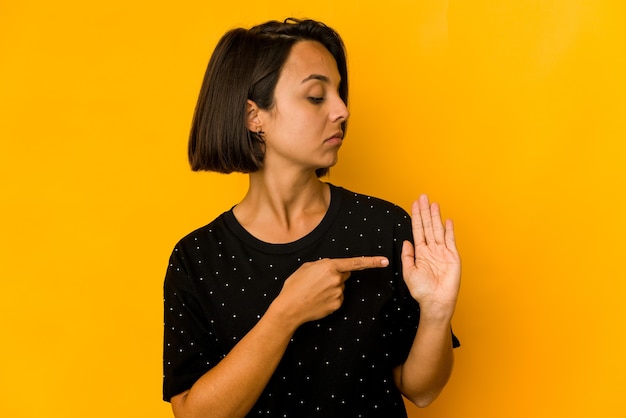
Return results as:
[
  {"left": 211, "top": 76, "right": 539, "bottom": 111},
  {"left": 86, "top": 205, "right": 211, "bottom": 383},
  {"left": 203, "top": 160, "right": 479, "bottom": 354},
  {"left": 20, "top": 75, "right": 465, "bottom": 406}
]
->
[
  {"left": 431, "top": 202, "right": 445, "bottom": 244},
  {"left": 400, "top": 240, "right": 416, "bottom": 270},
  {"left": 333, "top": 256, "right": 389, "bottom": 273},
  {"left": 411, "top": 200, "right": 426, "bottom": 247},
  {"left": 418, "top": 194, "right": 436, "bottom": 245},
  {"left": 444, "top": 219, "right": 458, "bottom": 252}
]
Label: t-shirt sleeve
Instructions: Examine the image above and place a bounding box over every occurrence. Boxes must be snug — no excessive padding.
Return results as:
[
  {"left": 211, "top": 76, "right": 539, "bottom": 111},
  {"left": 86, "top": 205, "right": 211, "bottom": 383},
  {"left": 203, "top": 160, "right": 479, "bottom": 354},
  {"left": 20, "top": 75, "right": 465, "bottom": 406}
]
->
[
  {"left": 385, "top": 206, "right": 421, "bottom": 366},
  {"left": 162, "top": 245, "right": 221, "bottom": 402}
]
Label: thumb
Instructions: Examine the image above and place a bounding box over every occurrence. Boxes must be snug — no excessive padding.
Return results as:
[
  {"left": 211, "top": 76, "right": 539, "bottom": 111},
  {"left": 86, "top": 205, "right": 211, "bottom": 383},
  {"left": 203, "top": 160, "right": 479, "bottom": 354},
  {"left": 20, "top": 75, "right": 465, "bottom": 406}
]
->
[{"left": 401, "top": 240, "right": 416, "bottom": 270}]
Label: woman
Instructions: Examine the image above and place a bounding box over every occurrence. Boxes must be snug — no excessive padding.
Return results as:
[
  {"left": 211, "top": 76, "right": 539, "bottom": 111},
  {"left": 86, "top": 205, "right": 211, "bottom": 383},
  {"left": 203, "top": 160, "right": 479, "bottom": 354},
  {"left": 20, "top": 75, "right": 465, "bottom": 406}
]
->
[{"left": 163, "top": 18, "right": 461, "bottom": 418}]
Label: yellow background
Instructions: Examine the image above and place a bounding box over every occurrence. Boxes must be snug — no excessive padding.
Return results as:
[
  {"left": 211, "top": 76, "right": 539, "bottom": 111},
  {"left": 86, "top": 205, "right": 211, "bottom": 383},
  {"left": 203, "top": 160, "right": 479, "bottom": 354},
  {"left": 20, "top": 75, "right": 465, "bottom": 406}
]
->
[{"left": 2, "top": 1, "right": 625, "bottom": 417}]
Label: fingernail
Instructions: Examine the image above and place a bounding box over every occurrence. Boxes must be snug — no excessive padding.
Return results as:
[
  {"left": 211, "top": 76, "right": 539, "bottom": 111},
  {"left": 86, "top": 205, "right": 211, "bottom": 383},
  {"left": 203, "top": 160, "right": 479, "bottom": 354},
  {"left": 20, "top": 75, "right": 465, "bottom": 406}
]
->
[{"left": 381, "top": 258, "right": 389, "bottom": 267}]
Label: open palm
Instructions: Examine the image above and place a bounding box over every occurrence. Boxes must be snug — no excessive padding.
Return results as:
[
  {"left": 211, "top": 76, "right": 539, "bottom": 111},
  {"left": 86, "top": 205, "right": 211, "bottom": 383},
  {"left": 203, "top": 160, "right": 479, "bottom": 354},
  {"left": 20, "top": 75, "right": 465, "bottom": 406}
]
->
[{"left": 401, "top": 195, "right": 461, "bottom": 315}]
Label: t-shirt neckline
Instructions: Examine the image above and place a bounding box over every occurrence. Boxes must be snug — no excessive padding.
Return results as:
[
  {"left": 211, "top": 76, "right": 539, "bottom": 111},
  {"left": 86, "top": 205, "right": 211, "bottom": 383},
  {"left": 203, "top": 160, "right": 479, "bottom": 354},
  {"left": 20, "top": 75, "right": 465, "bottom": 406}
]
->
[{"left": 222, "top": 183, "right": 343, "bottom": 255}]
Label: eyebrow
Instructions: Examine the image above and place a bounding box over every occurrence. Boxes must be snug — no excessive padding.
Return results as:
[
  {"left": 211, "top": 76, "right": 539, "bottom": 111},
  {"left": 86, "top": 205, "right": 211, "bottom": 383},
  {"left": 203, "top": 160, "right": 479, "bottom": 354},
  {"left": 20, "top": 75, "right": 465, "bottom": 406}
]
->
[{"left": 301, "top": 74, "right": 331, "bottom": 84}]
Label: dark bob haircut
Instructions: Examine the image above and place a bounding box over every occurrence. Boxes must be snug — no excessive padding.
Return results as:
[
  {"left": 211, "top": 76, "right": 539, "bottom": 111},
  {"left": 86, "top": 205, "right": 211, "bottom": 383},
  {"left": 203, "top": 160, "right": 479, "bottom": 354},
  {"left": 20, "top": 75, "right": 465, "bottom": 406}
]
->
[{"left": 188, "top": 18, "right": 348, "bottom": 177}]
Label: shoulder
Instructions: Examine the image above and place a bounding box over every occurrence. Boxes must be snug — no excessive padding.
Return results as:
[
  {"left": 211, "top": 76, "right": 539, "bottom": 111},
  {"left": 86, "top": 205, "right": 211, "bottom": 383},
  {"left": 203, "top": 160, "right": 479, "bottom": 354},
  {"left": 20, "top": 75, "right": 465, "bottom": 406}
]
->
[
  {"left": 168, "top": 212, "right": 234, "bottom": 261},
  {"left": 328, "top": 183, "right": 412, "bottom": 243},
  {"left": 164, "top": 212, "right": 232, "bottom": 287},
  {"left": 330, "top": 183, "right": 410, "bottom": 220}
]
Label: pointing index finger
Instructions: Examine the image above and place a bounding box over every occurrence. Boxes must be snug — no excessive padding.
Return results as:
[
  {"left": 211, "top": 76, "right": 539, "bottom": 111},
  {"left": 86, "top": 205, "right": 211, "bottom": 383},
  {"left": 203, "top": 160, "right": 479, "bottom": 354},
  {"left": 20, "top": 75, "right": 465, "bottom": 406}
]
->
[{"left": 333, "top": 256, "right": 389, "bottom": 273}]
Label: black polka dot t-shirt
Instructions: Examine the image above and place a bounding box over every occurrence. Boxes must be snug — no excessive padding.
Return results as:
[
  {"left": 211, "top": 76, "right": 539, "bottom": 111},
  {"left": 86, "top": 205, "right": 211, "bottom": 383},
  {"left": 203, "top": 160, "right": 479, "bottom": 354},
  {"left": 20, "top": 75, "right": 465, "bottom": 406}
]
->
[{"left": 163, "top": 184, "right": 458, "bottom": 417}]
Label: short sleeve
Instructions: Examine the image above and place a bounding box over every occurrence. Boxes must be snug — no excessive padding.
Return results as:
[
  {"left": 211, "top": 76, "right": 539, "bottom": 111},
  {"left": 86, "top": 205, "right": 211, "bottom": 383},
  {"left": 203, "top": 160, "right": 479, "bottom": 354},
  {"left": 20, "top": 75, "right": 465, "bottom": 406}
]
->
[{"left": 162, "top": 245, "right": 221, "bottom": 402}]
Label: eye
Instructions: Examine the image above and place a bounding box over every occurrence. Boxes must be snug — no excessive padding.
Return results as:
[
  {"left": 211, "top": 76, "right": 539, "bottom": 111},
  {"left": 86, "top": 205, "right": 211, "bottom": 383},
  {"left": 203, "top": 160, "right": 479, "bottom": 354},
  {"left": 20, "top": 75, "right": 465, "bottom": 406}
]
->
[{"left": 308, "top": 96, "right": 325, "bottom": 104}]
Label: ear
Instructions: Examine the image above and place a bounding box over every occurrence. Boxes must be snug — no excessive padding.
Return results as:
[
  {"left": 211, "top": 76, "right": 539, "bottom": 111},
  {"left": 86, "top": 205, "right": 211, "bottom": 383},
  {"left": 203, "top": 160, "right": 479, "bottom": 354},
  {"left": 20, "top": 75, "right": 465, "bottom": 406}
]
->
[{"left": 246, "top": 100, "right": 262, "bottom": 132}]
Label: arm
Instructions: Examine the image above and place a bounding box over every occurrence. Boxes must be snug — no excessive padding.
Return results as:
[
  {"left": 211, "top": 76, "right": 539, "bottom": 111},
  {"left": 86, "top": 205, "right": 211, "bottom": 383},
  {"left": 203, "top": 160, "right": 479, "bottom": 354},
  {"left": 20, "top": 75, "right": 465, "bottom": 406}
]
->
[
  {"left": 170, "top": 256, "right": 389, "bottom": 418},
  {"left": 171, "top": 299, "right": 296, "bottom": 418},
  {"left": 394, "top": 195, "right": 461, "bottom": 407},
  {"left": 392, "top": 298, "right": 455, "bottom": 407}
]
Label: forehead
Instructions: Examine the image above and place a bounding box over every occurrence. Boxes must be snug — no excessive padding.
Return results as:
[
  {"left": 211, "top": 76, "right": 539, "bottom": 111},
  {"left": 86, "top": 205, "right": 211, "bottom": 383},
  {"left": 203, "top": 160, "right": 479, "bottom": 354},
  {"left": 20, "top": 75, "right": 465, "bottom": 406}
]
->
[{"left": 279, "top": 40, "right": 340, "bottom": 84}]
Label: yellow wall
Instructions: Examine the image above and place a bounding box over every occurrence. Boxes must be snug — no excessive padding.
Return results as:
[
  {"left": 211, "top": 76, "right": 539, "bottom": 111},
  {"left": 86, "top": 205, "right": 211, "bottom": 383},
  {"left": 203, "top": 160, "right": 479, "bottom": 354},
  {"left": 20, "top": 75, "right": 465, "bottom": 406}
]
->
[{"left": 2, "top": 1, "right": 625, "bottom": 417}]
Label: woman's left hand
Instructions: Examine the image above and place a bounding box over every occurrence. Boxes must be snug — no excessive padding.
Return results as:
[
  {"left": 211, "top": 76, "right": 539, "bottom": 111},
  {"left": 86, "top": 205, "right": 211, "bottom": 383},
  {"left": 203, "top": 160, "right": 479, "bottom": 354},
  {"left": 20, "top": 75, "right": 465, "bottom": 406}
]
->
[{"left": 401, "top": 194, "right": 461, "bottom": 319}]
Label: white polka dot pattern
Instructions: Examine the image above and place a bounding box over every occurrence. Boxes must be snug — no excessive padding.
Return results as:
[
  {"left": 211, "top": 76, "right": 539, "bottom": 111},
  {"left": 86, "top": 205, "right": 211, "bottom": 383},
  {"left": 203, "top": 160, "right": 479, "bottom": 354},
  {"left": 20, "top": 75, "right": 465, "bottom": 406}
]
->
[{"left": 163, "top": 184, "right": 422, "bottom": 417}]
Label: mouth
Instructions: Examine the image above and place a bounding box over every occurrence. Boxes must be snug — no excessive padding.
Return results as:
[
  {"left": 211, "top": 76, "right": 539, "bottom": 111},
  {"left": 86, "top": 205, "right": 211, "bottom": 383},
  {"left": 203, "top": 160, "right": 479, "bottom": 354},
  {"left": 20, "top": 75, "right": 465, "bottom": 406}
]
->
[{"left": 326, "top": 131, "right": 344, "bottom": 142}]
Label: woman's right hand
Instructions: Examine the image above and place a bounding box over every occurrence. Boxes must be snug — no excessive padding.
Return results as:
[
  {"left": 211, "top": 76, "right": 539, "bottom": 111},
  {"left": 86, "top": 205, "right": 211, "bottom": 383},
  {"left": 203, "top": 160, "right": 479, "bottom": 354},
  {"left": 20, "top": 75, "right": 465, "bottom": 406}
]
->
[{"left": 271, "top": 256, "right": 389, "bottom": 327}]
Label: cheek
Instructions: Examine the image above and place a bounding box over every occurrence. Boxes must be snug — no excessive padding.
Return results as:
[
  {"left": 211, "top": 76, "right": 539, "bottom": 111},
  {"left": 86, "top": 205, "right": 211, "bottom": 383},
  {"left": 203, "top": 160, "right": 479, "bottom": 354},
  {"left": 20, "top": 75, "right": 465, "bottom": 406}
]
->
[
  {"left": 269, "top": 104, "right": 325, "bottom": 138},
  {"left": 285, "top": 111, "right": 317, "bottom": 133}
]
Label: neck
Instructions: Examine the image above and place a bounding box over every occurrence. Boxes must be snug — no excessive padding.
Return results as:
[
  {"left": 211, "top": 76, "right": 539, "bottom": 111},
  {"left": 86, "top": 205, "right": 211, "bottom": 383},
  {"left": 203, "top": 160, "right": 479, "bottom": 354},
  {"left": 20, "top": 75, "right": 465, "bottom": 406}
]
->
[{"left": 233, "top": 170, "right": 330, "bottom": 243}]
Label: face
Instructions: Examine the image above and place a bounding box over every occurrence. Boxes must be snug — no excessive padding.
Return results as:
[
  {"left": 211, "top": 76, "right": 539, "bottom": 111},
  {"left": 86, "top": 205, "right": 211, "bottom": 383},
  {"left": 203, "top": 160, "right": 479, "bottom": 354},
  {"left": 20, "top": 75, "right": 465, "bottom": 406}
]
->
[{"left": 252, "top": 40, "right": 350, "bottom": 175}]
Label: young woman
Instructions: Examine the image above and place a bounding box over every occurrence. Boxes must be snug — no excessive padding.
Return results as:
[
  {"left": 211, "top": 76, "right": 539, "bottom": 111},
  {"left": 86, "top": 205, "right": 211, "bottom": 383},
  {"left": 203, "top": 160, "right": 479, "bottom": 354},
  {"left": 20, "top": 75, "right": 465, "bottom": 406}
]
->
[{"left": 163, "top": 18, "right": 461, "bottom": 418}]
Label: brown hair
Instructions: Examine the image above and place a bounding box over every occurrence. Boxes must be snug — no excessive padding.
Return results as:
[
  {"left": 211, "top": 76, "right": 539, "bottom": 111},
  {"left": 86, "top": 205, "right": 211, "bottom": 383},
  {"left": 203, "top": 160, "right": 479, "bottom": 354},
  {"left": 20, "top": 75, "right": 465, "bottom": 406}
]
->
[{"left": 188, "top": 18, "right": 349, "bottom": 177}]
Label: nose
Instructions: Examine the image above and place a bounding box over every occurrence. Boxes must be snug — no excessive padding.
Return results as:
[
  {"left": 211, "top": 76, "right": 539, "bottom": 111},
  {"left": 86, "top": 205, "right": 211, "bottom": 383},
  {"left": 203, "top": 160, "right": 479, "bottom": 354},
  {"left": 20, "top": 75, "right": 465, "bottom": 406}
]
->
[{"left": 331, "top": 95, "right": 350, "bottom": 122}]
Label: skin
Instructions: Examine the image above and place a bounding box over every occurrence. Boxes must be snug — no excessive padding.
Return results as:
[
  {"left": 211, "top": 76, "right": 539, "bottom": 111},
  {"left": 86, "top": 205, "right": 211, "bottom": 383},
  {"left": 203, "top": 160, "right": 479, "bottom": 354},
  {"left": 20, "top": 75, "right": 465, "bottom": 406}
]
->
[
  {"left": 170, "top": 40, "right": 461, "bottom": 417},
  {"left": 394, "top": 195, "right": 460, "bottom": 406}
]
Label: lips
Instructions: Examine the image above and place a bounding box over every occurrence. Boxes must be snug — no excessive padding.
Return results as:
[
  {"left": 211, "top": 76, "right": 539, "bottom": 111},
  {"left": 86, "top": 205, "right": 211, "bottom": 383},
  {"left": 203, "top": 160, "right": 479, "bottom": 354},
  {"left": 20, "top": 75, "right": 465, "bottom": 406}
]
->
[{"left": 326, "top": 131, "right": 344, "bottom": 141}]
